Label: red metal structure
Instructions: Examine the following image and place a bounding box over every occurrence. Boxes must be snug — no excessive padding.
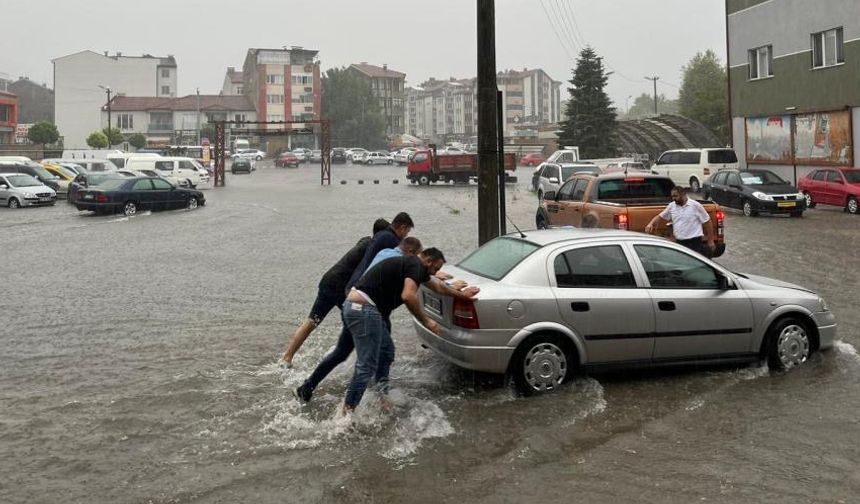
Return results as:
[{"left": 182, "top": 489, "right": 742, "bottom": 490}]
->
[{"left": 212, "top": 119, "right": 331, "bottom": 187}]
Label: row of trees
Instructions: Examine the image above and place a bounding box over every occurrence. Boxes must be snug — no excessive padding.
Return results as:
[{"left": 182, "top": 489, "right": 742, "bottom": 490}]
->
[
  {"left": 558, "top": 47, "right": 729, "bottom": 158},
  {"left": 84, "top": 128, "right": 146, "bottom": 149}
]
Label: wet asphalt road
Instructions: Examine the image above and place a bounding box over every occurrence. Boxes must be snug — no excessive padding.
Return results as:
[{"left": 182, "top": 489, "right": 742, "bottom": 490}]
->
[{"left": 1, "top": 160, "right": 859, "bottom": 503}]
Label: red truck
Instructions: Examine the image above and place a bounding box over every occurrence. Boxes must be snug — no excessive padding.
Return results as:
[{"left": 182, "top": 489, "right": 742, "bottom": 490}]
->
[{"left": 407, "top": 147, "right": 517, "bottom": 185}]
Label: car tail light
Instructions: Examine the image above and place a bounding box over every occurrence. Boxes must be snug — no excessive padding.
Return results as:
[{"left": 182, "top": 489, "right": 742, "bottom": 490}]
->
[
  {"left": 95, "top": 194, "right": 108, "bottom": 203},
  {"left": 453, "top": 298, "right": 480, "bottom": 329},
  {"left": 703, "top": 167, "right": 711, "bottom": 175},
  {"left": 613, "top": 213, "right": 629, "bottom": 230},
  {"left": 623, "top": 177, "right": 645, "bottom": 183},
  {"left": 715, "top": 209, "right": 725, "bottom": 236}
]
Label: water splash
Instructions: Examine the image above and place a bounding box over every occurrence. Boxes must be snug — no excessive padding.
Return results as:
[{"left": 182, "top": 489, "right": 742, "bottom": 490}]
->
[
  {"left": 834, "top": 340, "right": 860, "bottom": 366},
  {"left": 561, "top": 378, "right": 608, "bottom": 427}
]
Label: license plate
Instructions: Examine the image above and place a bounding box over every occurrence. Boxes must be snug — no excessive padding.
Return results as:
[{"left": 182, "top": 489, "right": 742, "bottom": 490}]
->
[
  {"left": 84, "top": 194, "right": 94, "bottom": 200},
  {"left": 777, "top": 202, "right": 796, "bottom": 208},
  {"left": 39, "top": 197, "right": 51, "bottom": 202},
  {"left": 423, "top": 292, "right": 442, "bottom": 316}
]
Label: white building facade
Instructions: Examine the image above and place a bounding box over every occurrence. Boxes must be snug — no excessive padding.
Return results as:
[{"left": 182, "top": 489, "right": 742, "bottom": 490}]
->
[{"left": 53, "top": 51, "right": 177, "bottom": 148}]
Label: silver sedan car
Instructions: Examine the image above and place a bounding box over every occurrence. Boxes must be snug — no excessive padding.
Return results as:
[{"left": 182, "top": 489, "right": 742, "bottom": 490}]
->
[{"left": 414, "top": 229, "right": 836, "bottom": 394}]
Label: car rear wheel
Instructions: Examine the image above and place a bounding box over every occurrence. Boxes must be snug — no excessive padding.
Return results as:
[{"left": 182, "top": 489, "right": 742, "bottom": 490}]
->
[
  {"left": 187, "top": 197, "right": 198, "bottom": 210},
  {"left": 847, "top": 196, "right": 858, "bottom": 215},
  {"left": 123, "top": 201, "right": 138, "bottom": 217},
  {"left": 742, "top": 199, "right": 758, "bottom": 217},
  {"left": 536, "top": 213, "right": 547, "bottom": 229},
  {"left": 766, "top": 317, "right": 811, "bottom": 371},
  {"left": 8, "top": 197, "right": 20, "bottom": 209},
  {"left": 689, "top": 178, "right": 701, "bottom": 193},
  {"left": 418, "top": 175, "right": 430, "bottom": 186},
  {"left": 803, "top": 191, "right": 816, "bottom": 208},
  {"left": 510, "top": 334, "right": 572, "bottom": 395}
]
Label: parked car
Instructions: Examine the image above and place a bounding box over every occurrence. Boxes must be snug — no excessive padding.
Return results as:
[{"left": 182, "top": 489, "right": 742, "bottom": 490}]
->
[
  {"left": 0, "top": 162, "right": 61, "bottom": 192},
  {"left": 41, "top": 163, "right": 78, "bottom": 195},
  {"left": 310, "top": 150, "right": 322, "bottom": 163},
  {"left": 363, "top": 151, "right": 393, "bottom": 165},
  {"left": 331, "top": 148, "right": 347, "bottom": 164},
  {"left": 391, "top": 148, "right": 416, "bottom": 165},
  {"left": 652, "top": 148, "right": 739, "bottom": 193},
  {"left": 75, "top": 177, "right": 205, "bottom": 216},
  {"left": 346, "top": 148, "right": 368, "bottom": 163},
  {"left": 536, "top": 162, "right": 601, "bottom": 200},
  {"left": 0, "top": 173, "right": 57, "bottom": 208},
  {"left": 68, "top": 172, "right": 125, "bottom": 204},
  {"left": 438, "top": 146, "right": 466, "bottom": 156},
  {"left": 292, "top": 148, "right": 312, "bottom": 162},
  {"left": 798, "top": 167, "right": 860, "bottom": 215},
  {"left": 232, "top": 158, "right": 253, "bottom": 174},
  {"left": 275, "top": 152, "right": 300, "bottom": 168},
  {"left": 520, "top": 153, "right": 546, "bottom": 167},
  {"left": 125, "top": 156, "right": 206, "bottom": 188},
  {"left": 412, "top": 229, "right": 835, "bottom": 394},
  {"left": 232, "top": 149, "right": 266, "bottom": 161},
  {"left": 704, "top": 168, "right": 806, "bottom": 217},
  {"left": 43, "top": 158, "right": 118, "bottom": 173}
]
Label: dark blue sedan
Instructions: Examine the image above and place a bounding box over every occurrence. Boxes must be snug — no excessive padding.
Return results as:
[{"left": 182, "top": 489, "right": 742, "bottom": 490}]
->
[{"left": 74, "top": 177, "right": 205, "bottom": 216}]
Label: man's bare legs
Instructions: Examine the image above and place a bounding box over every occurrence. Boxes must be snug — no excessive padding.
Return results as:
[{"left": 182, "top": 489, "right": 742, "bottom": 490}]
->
[{"left": 281, "top": 318, "right": 319, "bottom": 367}]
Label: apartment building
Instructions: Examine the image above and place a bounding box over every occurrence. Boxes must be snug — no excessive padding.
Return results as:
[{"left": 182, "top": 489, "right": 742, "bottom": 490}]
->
[
  {"left": 728, "top": 0, "right": 859, "bottom": 181},
  {"left": 241, "top": 47, "right": 320, "bottom": 130},
  {"left": 348, "top": 63, "right": 406, "bottom": 135},
  {"left": 0, "top": 77, "right": 54, "bottom": 123},
  {"left": 498, "top": 68, "right": 562, "bottom": 134},
  {"left": 0, "top": 90, "right": 18, "bottom": 144},
  {"left": 221, "top": 67, "right": 244, "bottom": 96},
  {"left": 53, "top": 51, "right": 177, "bottom": 148}
]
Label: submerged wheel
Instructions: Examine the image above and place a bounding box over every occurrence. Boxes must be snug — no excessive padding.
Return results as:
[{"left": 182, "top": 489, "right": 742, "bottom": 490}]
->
[
  {"left": 418, "top": 175, "right": 430, "bottom": 186},
  {"left": 8, "top": 197, "right": 20, "bottom": 209},
  {"left": 766, "top": 317, "right": 811, "bottom": 371},
  {"left": 187, "top": 197, "right": 198, "bottom": 210},
  {"left": 123, "top": 201, "right": 138, "bottom": 217},
  {"left": 510, "top": 334, "right": 572, "bottom": 395}
]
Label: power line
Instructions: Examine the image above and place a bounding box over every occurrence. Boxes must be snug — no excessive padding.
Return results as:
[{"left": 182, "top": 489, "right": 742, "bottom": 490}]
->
[
  {"left": 548, "top": 0, "right": 581, "bottom": 55},
  {"left": 558, "top": 0, "right": 587, "bottom": 49},
  {"left": 538, "top": 0, "right": 576, "bottom": 61}
]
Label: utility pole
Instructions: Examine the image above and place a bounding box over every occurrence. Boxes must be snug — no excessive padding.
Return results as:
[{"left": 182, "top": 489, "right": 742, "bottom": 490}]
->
[
  {"left": 477, "top": 0, "right": 500, "bottom": 246},
  {"left": 644, "top": 76, "right": 659, "bottom": 115},
  {"left": 196, "top": 88, "right": 201, "bottom": 145},
  {"left": 99, "top": 85, "right": 112, "bottom": 132}
]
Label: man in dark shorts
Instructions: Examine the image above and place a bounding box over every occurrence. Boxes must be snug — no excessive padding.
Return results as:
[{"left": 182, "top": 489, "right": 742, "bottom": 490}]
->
[{"left": 280, "top": 218, "right": 389, "bottom": 367}]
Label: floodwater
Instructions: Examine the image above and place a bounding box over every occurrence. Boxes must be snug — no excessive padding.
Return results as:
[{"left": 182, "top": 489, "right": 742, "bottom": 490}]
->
[{"left": 1, "top": 162, "right": 859, "bottom": 503}]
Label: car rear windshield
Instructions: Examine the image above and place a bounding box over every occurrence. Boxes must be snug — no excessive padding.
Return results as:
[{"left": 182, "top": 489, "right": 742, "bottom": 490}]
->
[
  {"left": 597, "top": 177, "right": 674, "bottom": 200},
  {"left": 457, "top": 237, "right": 540, "bottom": 280},
  {"left": 708, "top": 149, "right": 738, "bottom": 164},
  {"left": 843, "top": 171, "right": 860, "bottom": 184}
]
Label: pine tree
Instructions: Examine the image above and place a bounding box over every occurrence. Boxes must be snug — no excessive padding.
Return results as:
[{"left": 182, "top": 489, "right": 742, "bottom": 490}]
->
[{"left": 558, "top": 47, "right": 618, "bottom": 159}]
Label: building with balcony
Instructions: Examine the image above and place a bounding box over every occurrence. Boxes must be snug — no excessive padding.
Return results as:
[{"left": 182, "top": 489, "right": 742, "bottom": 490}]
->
[
  {"left": 348, "top": 63, "right": 406, "bottom": 135},
  {"left": 728, "top": 0, "right": 860, "bottom": 182},
  {"left": 101, "top": 95, "right": 255, "bottom": 146},
  {"left": 0, "top": 90, "right": 18, "bottom": 144},
  {"left": 497, "top": 68, "right": 562, "bottom": 135},
  {"left": 240, "top": 47, "right": 320, "bottom": 131},
  {"left": 53, "top": 51, "right": 177, "bottom": 148}
]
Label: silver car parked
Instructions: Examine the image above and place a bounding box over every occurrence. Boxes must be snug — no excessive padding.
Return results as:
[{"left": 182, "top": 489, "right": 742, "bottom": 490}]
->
[
  {"left": 414, "top": 229, "right": 836, "bottom": 394},
  {"left": 536, "top": 162, "right": 601, "bottom": 200},
  {"left": 0, "top": 173, "right": 57, "bottom": 208}
]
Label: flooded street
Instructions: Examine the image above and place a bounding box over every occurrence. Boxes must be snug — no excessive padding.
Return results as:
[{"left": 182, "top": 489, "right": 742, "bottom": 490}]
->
[{"left": 2, "top": 162, "right": 859, "bottom": 503}]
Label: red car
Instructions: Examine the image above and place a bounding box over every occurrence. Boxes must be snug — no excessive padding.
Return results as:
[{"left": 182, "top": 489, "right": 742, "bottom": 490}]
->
[
  {"left": 520, "top": 153, "right": 546, "bottom": 167},
  {"left": 275, "top": 152, "right": 299, "bottom": 168},
  {"left": 798, "top": 167, "right": 860, "bottom": 214}
]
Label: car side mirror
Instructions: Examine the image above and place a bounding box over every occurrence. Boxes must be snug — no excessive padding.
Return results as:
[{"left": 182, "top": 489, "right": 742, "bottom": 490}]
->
[
  {"left": 544, "top": 191, "right": 557, "bottom": 201},
  {"left": 0, "top": 184, "right": 7, "bottom": 189},
  {"left": 717, "top": 273, "right": 732, "bottom": 290},
  {"left": 549, "top": 177, "right": 559, "bottom": 184}
]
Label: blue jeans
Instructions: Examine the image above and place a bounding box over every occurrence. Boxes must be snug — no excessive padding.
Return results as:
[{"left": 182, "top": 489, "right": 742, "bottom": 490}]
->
[{"left": 343, "top": 302, "right": 395, "bottom": 409}]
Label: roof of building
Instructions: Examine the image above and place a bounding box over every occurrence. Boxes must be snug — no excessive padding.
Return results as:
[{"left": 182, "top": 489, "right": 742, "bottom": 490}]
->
[
  {"left": 617, "top": 114, "right": 722, "bottom": 162},
  {"left": 51, "top": 50, "right": 177, "bottom": 67},
  {"left": 0, "top": 90, "right": 17, "bottom": 99},
  {"left": 106, "top": 95, "right": 254, "bottom": 112},
  {"left": 350, "top": 63, "right": 406, "bottom": 79},
  {"left": 225, "top": 68, "right": 244, "bottom": 83}
]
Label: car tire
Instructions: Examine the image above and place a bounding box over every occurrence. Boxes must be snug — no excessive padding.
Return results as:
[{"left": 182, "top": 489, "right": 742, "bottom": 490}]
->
[
  {"left": 123, "top": 201, "right": 138, "bottom": 217},
  {"left": 418, "top": 175, "right": 430, "bottom": 186},
  {"left": 742, "top": 199, "right": 758, "bottom": 217},
  {"left": 803, "top": 191, "right": 816, "bottom": 208},
  {"left": 766, "top": 317, "right": 811, "bottom": 371},
  {"left": 8, "top": 197, "right": 20, "bottom": 209},
  {"left": 689, "top": 177, "right": 701, "bottom": 193},
  {"left": 186, "top": 179, "right": 194, "bottom": 188},
  {"left": 256, "top": 156, "right": 263, "bottom": 161},
  {"left": 509, "top": 333, "right": 573, "bottom": 395},
  {"left": 536, "top": 213, "right": 547, "bottom": 229},
  {"left": 846, "top": 196, "right": 858, "bottom": 215},
  {"left": 187, "top": 197, "right": 198, "bottom": 211}
]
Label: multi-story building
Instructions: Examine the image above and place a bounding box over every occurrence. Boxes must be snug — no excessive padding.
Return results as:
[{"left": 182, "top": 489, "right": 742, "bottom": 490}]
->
[
  {"left": 241, "top": 47, "right": 320, "bottom": 131},
  {"left": 101, "top": 95, "right": 255, "bottom": 147},
  {"left": 498, "top": 68, "right": 562, "bottom": 135},
  {"left": 53, "top": 51, "right": 177, "bottom": 148},
  {"left": 0, "top": 90, "right": 18, "bottom": 144},
  {"left": 221, "top": 67, "right": 244, "bottom": 96},
  {"left": 728, "top": 0, "right": 859, "bottom": 182},
  {"left": 348, "top": 63, "right": 406, "bottom": 135},
  {"left": 0, "top": 77, "right": 53, "bottom": 124}
]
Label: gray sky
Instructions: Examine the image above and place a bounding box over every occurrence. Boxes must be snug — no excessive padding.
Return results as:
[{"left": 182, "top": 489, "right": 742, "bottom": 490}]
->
[{"left": 3, "top": 0, "right": 726, "bottom": 110}]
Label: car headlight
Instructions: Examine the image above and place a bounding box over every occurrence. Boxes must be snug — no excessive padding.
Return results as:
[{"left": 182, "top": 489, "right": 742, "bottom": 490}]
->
[
  {"left": 796, "top": 192, "right": 805, "bottom": 200},
  {"left": 818, "top": 296, "right": 829, "bottom": 312},
  {"left": 752, "top": 191, "right": 773, "bottom": 201},
  {"left": 22, "top": 192, "right": 35, "bottom": 198}
]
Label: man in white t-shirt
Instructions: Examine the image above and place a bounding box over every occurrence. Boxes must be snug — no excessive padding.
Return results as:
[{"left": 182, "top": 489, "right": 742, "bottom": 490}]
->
[{"left": 645, "top": 186, "right": 715, "bottom": 255}]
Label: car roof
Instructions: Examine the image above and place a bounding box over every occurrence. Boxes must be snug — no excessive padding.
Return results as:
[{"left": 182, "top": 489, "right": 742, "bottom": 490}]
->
[{"left": 502, "top": 228, "right": 652, "bottom": 247}]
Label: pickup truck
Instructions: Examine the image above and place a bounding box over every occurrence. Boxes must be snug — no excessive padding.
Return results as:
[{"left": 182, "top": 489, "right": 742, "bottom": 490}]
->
[
  {"left": 407, "top": 147, "right": 517, "bottom": 185},
  {"left": 535, "top": 173, "right": 726, "bottom": 257}
]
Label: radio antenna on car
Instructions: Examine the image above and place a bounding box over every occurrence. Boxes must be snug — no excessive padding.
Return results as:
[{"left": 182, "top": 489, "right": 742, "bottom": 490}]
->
[{"left": 506, "top": 215, "right": 527, "bottom": 238}]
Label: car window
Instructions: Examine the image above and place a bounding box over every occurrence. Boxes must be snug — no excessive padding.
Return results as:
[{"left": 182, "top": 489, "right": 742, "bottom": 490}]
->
[
  {"left": 597, "top": 177, "right": 673, "bottom": 199},
  {"left": 555, "top": 245, "right": 635, "bottom": 288},
  {"left": 151, "top": 178, "right": 173, "bottom": 190},
  {"left": 571, "top": 179, "right": 589, "bottom": 200},
  {"left": 178, "top": 161, "right": 197, "bottom": 171},
  {"left": 711, "top": 172, "right": 726, "bottom": 185},
  {"left": 844, "top": 171, "right": 860, "bottom": 184},
  {"left": 634, "top": 245, "right": 720, "bottom": 289},
  {"left": 413, "top": 153, "right": 428, "bottom": 163},
  {"left": 132, "top": 179, "right": 153, "bottom": 191},
  {"left": 812, "top": 171, "right": 825, "bottom": 181},
  {"left": 826, "top": 171, "right": 841, "bottom": 182},
  {"left": 458, "top": 237, "right": 540, "bottom": 281},
  {"left": 155, "top": 161, "right": 173, "bottom": 171},
  {"left": 707, "top": 149, "right": 738, "bottom": 164},
  {"left": 679, "top": 152, "right": 701, "bottom": 164},
  {"left": 726, "top": 173, "right": 741, "bottom": 186},
  {"left": 558, "top": 180, "right": 576, "bottom": 200}
]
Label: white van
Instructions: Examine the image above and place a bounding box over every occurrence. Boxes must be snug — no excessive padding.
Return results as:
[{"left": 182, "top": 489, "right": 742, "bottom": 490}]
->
[
  {"left": 651, "top": 148, "right": 739, "bottom": 193},
  {"left": 125, "top": 156, "right": 206, "bottom": 187},
  {"left": 62, "top": 149, "right": 123, "bottom": 160}
]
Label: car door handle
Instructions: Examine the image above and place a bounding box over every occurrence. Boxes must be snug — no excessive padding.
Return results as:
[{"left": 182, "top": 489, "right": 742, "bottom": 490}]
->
[
  {"left": 570, "top": 302, "right": 590, "bottom": 312},
  {"left": 658, "top": 301, "right": 676, "bottom": 311}
]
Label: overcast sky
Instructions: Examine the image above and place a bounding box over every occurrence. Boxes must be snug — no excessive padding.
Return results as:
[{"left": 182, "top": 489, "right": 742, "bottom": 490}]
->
[{"left": 3, "top": 0, "right": 726, "bottom": 110}]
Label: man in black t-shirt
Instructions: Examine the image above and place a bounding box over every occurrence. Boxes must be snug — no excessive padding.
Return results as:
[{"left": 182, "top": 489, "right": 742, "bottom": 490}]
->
[
  {"left": 344, "top": 211, "right": 414, "bottom": 294},
  {"left": 280, "top": 218, "right": 389, "bottom": 367}
]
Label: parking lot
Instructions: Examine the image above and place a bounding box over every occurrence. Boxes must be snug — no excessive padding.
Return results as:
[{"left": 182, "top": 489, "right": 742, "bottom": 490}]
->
[{"left": 2, "top": 160, "right": 859, "bottom": 503}]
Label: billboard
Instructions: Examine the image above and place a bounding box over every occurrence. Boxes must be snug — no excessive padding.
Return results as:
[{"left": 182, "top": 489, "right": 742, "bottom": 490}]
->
[
  {"left": 794, "top": 110, "right": 853, "bottom": 166},
  {"left": 15, "top": 123, "right": 32, "bottom": 144},
  {"left": 745, "top": 115, "right": 792, "bottom": 164}
]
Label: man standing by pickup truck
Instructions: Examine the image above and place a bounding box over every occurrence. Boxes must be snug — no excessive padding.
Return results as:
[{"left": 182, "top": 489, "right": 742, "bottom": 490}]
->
[{"left": 645, "top": 186, "right": 716, "bottom": 255}]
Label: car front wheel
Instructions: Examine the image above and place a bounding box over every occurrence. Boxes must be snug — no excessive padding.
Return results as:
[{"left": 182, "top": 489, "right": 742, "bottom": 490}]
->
[
  {"left": 803, "top": 191, "right": 816, "bottom": 208},
  {"left": 742, "top": 199, "right": 758, "bottom": 217},
  {"left": 8, "top": 197, "right": 20, "bottom": 209},
  {"left": 187, "top": 197, "right": 198, "bottom": 210},
  {"left": 123, "top": 201, "right": 138, "bottom": 217},
  {"left": 766, "top": 317, "right": 811, "bottom": 371},
  {"left": 847, "top": 196, "right": 858, "bottom": 215},
  {"left": 510, "top": 333, "right": 572, "bottom": 395}
]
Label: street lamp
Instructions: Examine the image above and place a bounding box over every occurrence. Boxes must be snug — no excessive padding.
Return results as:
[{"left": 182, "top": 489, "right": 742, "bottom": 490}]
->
[{"left": 98, "top": 84, "right": 112, "bottom": 132}]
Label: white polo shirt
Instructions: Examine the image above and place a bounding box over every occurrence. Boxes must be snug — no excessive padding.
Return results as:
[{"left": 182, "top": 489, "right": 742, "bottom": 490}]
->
[{"left": 659, "top": 198, "right": 710, "bottom": 240}]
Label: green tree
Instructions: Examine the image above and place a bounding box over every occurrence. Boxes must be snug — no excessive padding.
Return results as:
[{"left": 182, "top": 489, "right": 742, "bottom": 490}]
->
[
  {"left": 558, "top": 47, "right": 618, "bottom": 159},
  {"left": 679, "top": 50, "right": 728, "bottom": 144},
  {"left": 103, "top": 127, "right": 124, "bottom": 146},
  {"left": 623, "top": 93, "right": 679, "bottom": 120},
  {"left": 129, "top": 133, "right": 147, "bottom": 150},
  {"left": 27, "top": 121, "right": 60, "bottom": 146},
  {"left": 321, "top": 67, "right": 387, "bottom": 148},
  {"left": 86, "top": 130, "right": 109, "bottom": 149}
]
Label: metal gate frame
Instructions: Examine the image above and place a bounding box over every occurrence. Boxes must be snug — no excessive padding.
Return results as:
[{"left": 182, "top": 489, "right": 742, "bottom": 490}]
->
[{"left": 212, "top": 119, "right": 332, "bottom": 187}]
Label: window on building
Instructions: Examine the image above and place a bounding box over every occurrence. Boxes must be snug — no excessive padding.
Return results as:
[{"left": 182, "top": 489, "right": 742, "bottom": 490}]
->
[
  {"left": 266, "top": 74, "right": 285, "bottom": 85},
  {"left": 291, "top": 75, "right": 311, "bottom": 85},
  {"left": 267, "top": 114, "right": 285, "bottom": 122},
  {"left": 161, "top": 68, "right": 170, "bottom": 78},
  {"left": 234, "top": 114, "right": 247, "bottom": 123},
  {"left": 117, "top": 113, "right": 134, "bottom": 130},
  {"left": 812, "top": 27, "right": 844, "bottom": 68},
  {"left": 748, "top": 45, "right": 773, "bottom": 79},
  {"left": 0, "top": 105, "right": 9, "bottom": 122},
  {"left": 236, "top": 86, "right": 243, "bottom": 94},
  {"left": 267, "top": 94, "right": 285, "bottom": 104},
  {"left": 161, "top": 86, "right": 170, "bottom": 95}
]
